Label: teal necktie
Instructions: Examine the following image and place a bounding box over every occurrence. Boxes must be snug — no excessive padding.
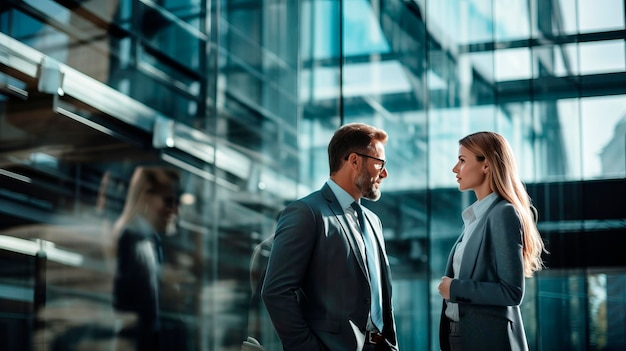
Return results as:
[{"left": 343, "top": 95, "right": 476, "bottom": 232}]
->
[{"left": 351, "top": 202, "right": 384, "bottom": 331}]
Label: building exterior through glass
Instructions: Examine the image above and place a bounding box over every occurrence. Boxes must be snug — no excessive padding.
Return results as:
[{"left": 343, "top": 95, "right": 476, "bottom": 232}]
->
[{"left": 0, "top": 0, "right": 625, "bottom": 350}]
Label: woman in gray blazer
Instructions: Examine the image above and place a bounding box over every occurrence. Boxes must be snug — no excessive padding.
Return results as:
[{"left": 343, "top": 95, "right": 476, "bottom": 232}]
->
[{"left": 437, "top": 132, "right": 546, "bottom": 351}]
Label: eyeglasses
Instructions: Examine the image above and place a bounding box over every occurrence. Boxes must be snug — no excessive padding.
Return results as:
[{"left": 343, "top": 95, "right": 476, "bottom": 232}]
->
[{"left": 354, "top": 152, "right": 387, "bottom": 171}]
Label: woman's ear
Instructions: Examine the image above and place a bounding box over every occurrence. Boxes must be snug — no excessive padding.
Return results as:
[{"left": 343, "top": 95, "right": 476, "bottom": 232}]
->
[{"left": 483, "top": 162, "right": 489, "bottom": 174}]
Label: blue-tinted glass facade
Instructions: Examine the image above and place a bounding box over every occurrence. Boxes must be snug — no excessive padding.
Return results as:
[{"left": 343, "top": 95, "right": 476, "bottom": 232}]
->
[{"left": 0, "top": 0, "right": 624, "bottom": 350}]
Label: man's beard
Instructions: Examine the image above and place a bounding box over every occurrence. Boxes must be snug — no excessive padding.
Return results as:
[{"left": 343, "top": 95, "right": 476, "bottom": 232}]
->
[{"left": 355, "top": 167, "right": 381, "bottom": 201}]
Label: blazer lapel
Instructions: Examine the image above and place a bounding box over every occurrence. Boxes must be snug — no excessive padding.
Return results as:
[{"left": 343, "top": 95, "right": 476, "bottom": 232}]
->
[
  {"left": 321, "top": 185, "right": 368, "bottom": 278},
  {"left": 458, "top": 198, "right": 503, "bottom": 278},
  {"left": 458, "top": 229, "right": 484, "bottom": 279},
  {"left": 444, "top": 231, "right": 464, "bottom": 277}
]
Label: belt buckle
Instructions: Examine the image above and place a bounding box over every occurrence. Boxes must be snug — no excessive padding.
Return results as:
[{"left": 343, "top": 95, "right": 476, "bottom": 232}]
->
[{"left": 367, "top": 331, "right": 383, "bottom": 344}]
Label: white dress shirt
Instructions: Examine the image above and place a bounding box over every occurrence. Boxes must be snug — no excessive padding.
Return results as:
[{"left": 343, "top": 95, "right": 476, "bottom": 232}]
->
[{"left": 445, "top": 192, "right": 498, "bottom": 321}]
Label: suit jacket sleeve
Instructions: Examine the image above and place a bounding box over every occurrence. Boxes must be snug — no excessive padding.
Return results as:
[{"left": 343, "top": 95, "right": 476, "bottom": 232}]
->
[
  {"left": 261, "top": 201, "right": 323, "bottom": 351},
  {"left": 450, "top": 203, "right": 525, "bottom": 306}
]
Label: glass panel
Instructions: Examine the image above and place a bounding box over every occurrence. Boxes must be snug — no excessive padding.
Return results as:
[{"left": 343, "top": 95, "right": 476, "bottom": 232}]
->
[
  {"left": 578, "top": 40, "right": 626, "bottom": 75},
  {"left": 494, "top": 0, "right": 530, "bottom": 41},
  {"left": 343, "top": 0, "right": 390, "bottom": 56},
  {"left": 428, "top": 0, "right": 494, "bottom": 46},
  {"left": 494, "top": 47, "right": 532, "bottom": 81},
  {"left": 299, "top": 0, "right": 341, "bottom": 190},
  {"left": 580, "top": 95, "right": 626, "bottom": 180},
  {"left": 7, "top": 9, "right": 70, "bottom": 63},
  {"left": 552, "top": 43, "right": 580, "bottom": 77},
  {"left": 341, "top": 1, "right": 430, "bottom": 350},
  {"left": 0, "top": 95, "right": 204, "bottom": 349},
  {"left": 137, "top": 1, "right": 204, "bottom": 71},
  {"left": 496, "top": 102, "right": 536, "bottom": 181},
  {"left": 538, "top": 268, "right": 626, "bottom": 351},
  {"left": 602, "top": 270, "right": 626, "bottom": 350},
  {"left": 429, "top": 110, "right": 462, "bottom": 189},
  {"left": 465, "top": 51, "right": 495, "bottom": 83},
  {"left": 538, "top": 270, "right": 589, "bottom": 351},
  {"left": 555, "top": 99, "right": 583, "bottom": 181},
  {"left": 588, "top": 273, "right": 608, "bottom": 349},
  {"left": 213, "top": 2, "right": 301, "bottom": 349},
  {"left": 555, "top": 0, "right": 580, "bottom": 35},
  {"left": 309, "top": 0, "right": 341, "bottom": 60},
  {"left": 0, "top": 1, "right": 301, "bottom": 350},
  {"left": 578, "top": 0, "right": 625, "bottom": 33}
]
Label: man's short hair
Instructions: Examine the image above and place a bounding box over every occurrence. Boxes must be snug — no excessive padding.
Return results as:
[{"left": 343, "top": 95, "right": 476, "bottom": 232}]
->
[{"left": 327, "top": 123, "right": 388, "bottom": 175}]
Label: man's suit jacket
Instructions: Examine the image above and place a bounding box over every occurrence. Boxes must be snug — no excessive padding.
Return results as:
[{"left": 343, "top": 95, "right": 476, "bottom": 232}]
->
[
  {"left": 262, "top": 184, "right": 399, "bottom": 351},
  {"left": 439, "top": 197, "right": 529, "bottom": 351}
]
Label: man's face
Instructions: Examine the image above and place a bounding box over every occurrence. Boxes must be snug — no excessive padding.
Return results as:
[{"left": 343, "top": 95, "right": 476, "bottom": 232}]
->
[{"left": 355, "top": 141, "right": 388, "bottom": 201}]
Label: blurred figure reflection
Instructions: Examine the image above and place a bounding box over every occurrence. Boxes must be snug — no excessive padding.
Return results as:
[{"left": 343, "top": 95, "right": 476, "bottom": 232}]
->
[
  {"left": 242, "top": 209, "right": 285, "bottom": 351},
  {"left": 243, "top": 234, "right": 273, "bottom": 351},
  {"left": 112, "top": 166, "right": 180, "bottom": 351}
]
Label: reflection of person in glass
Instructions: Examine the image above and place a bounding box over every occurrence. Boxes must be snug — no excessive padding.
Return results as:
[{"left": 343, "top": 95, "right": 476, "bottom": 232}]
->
[
  {"left": 262, "top": 123, "right": 399, "bottom": 351},
  {"left": 112, "top": 166, "right": 180, "bottom": 351},
  {"left": 437, "top": 132, "right": 546, "bottom": 351}
]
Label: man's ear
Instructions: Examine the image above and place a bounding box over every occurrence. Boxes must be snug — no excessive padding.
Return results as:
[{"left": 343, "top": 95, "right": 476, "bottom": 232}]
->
[{"left": 348, "top": 152, "right": 359, "bottom": 166}]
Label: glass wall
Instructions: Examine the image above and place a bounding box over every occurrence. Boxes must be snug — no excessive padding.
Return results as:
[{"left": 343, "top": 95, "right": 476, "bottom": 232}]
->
[{"left": 0, "top": 0, "right": 624, "bottom": 350}]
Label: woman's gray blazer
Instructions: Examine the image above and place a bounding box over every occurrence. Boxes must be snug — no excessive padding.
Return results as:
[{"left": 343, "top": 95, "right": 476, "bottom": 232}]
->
[{"left": 439, "top": 197, "right": 530, "bottom": 351}]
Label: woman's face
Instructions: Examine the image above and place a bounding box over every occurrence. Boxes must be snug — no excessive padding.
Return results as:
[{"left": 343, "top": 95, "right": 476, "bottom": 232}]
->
[
  {"left": 144, "top": 186, "right": 178, "bottom": 234},
  {"left": 452, "top": 145, "right": 488, "bottom": 193}
]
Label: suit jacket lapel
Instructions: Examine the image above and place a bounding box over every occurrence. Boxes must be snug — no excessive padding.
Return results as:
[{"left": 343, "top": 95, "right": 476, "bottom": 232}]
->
[
  {"left": 444, "top": 231, "right": 464, "bottom": 277},
  {"left": 321, "top": 185, "right": 368, "bottom": 278},
  {"left": 458, "top": 197, "right": 503, "bottom": 278}
]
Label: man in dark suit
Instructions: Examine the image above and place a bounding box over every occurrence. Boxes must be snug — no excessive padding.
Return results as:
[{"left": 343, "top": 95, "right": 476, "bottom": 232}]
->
[{"left": 262, "top": 123, "right": 399, "bottom": 351}]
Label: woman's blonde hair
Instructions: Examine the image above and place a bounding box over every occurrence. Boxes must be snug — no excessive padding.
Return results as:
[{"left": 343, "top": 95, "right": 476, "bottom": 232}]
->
[{"left": 460, "top": 131, "right": 546, "bottom": 277}]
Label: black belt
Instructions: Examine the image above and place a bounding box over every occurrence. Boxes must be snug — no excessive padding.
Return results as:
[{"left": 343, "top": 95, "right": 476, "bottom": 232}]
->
[{"left": 366, "top": 330, "right": 384, "bottom": 344}]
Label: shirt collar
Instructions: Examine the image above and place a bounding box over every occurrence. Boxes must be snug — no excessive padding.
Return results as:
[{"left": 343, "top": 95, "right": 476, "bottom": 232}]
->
[
  {"left": 326, "top": 179, "right": 358, "bottom": 212},
  {"left": 462, "top": 192, "right": 498, "bottom": 225}
]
